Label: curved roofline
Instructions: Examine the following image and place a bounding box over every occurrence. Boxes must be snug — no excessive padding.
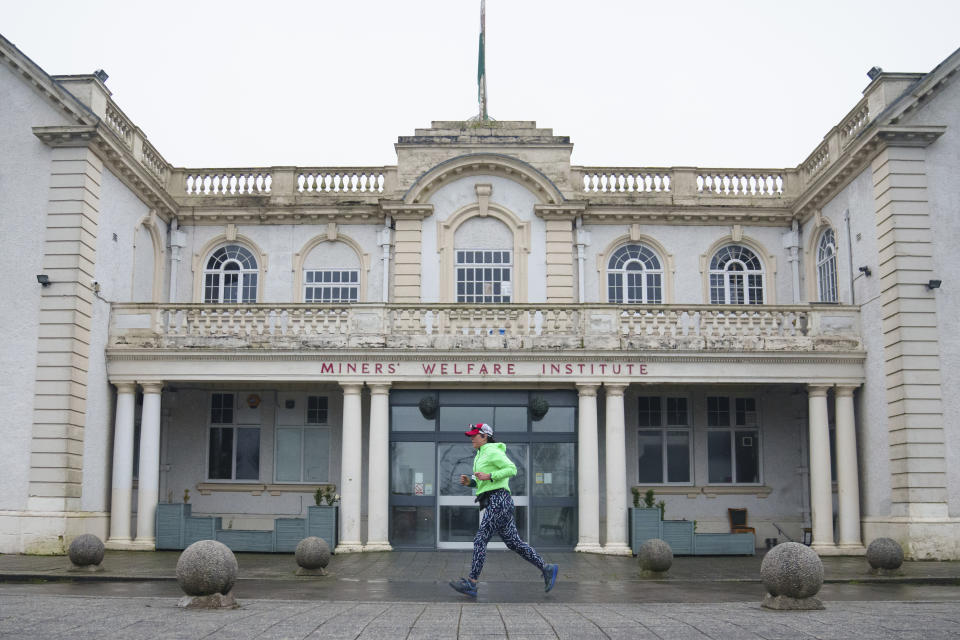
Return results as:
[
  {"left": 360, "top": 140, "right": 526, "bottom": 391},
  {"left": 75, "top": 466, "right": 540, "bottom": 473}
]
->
[{"left": 403, "top": 153, "right": 566, "bottom": 205}]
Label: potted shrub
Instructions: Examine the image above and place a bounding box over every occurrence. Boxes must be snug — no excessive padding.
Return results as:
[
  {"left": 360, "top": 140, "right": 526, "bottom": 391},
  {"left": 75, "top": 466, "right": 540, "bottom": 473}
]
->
[
  {"left": 629, "top": 488, "right": 663, "bottom": 554},
  {"left": 307, "top": 485, "right": 339, "bottom": 550}
]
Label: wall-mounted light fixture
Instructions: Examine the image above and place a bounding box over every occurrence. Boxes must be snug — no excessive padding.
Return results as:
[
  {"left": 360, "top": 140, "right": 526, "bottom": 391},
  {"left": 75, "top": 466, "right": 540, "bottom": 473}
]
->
[
  {"left": 927, "top": 279, "right": 942, "bottom": 290},
  {"left": 858, "top": 266, "right": 872, "bottom": 277},
  {"left": 36, "top": 274, "right": 51, "bottom": 287}
]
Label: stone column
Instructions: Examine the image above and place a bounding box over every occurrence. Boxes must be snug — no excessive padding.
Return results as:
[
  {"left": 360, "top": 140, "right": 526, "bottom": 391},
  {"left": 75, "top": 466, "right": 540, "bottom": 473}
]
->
[
  {"left": 807, "top": 385, "right": 835, "bottom": 553},
  {"left": 835, "top": 385, "right": 864, "bottom": 552},
  {"left": 576, "top": 383, "right": 602, "bottom": 553},
  {"left": 337, "top": 383, "right": 364, "bottom": 552},
  {"left": 603, "top": 383, "right": 631, "bottom": 554},
  {"left": 134, "top": 382, "right": 163, "bottom": 547},
  {"left": 107, "top": 382, "right": 136, "bottom": 546},
  {"left": 365, "top": 383, "right": 392, "bottom": 551}
]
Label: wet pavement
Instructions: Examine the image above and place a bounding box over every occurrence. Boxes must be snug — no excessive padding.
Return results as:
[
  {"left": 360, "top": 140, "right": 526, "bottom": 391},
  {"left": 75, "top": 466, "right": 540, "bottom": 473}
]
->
[{"left": 2, "top": 550, "right": 959, "bottom": 638}]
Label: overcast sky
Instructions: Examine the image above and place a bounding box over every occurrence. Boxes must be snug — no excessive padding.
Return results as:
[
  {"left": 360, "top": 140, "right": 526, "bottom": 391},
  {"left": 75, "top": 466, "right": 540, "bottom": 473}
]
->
[{"left": 5, "top": 1, "right": 960, "bottom": 169}]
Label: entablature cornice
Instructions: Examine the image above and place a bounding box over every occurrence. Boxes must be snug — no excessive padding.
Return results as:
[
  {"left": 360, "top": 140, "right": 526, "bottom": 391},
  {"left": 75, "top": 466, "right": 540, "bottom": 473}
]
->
[
  {"left": 378, "top": 200, "right": 435, "bottom": 220},
  {"left": 793, "top": 124, "right": 946, "bottom": 222},
  {"left": 176, "top": 204, "right": 384, "bottom": 226},
  {"left": 582, "top": 206, "right": 793, "bottom": 227},
  {"left": 534, "top": 202, "right": 588, "bottom": 220},
  {"left": 33, "top": 124, "right": 178, "bottom": 220}
]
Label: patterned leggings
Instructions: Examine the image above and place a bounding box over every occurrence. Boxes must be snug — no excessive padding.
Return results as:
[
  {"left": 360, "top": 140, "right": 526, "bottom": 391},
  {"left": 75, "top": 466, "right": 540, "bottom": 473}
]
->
[{"left": 469, "top": 489, "right": 545, "bottom": 580}]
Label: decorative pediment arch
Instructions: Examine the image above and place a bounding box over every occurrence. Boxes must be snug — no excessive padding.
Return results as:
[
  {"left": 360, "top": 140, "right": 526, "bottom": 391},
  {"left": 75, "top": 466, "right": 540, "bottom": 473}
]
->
[{"left": 403, "top": 153, "right": 565, "bottom": 206}]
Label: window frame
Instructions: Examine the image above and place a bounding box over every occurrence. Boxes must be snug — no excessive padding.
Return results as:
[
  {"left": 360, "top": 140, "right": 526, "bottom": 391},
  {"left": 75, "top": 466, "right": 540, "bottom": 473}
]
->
[
  {"left": 607, "top": 244, "right": 664, "bottom": 304},
  {"left": 708, "top": 244, "right": 765, "bottom": 305},
  {"left": 705, "top": 395, "right": 763, "bottom": 485},
  {"left": 273, "top": 395, "right": 332, "bottom": 484},
  {"left": 636, "top": 395, "right": 693, "bottom": 485},
  {"left": 206, "top": 392, "right": 261, "bottom": 482},
  {"left": 303, "top": 269, "right": 360, "bottom": 303},
  {"left": 455, "top": 249, "right": 513, "bottom": 303},
  {"left": 202, "top": 244, "right": 259, "bottom": 304},
  {"left": 816, "top": 228, "right": 839, "bottom": 303}
]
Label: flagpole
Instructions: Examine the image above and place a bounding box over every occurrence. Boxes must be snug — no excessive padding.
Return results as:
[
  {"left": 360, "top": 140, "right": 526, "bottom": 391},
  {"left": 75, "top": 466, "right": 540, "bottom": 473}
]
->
[{"left": 478, "top": 0, "right": 487, "bottom": 121}]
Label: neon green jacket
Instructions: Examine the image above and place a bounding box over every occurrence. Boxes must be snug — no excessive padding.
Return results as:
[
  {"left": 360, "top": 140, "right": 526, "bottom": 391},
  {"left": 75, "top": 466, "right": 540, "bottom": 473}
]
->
[{"left": 472, "top": 442, "right": 517, "bottom": 495}]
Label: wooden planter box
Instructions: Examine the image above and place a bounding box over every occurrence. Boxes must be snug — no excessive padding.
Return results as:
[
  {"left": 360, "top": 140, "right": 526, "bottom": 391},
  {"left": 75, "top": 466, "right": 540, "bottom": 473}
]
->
[
  {"left": 629, "top": 506, "right": 754, "bottom": 556},
  {"left": 154, "top": 503, "right": 337, "bottom": 553}
]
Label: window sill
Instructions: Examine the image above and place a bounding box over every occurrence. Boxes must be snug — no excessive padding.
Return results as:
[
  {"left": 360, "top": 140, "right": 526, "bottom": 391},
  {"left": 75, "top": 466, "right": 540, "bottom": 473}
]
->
[
  {"left": 196, "top": 482, "right": 334, "bottom": 496},
  {"left": 633, "top": 485, "right": 772, "bottom": 499}
]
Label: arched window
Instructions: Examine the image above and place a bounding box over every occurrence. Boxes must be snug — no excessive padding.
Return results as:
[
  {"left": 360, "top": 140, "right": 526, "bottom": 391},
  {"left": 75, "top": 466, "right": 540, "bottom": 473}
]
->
[
  {"left": 709, "top": 244, "right": 764, "bottom": 304},
  {"left": 816, "top": 228, "right": 838, "bottom": 303},
  {"left": 203, "top": 244, "right": 258, "bottom": 303},
  {"left": 607, "top": 244, "right": 663, "bottom": 304}
]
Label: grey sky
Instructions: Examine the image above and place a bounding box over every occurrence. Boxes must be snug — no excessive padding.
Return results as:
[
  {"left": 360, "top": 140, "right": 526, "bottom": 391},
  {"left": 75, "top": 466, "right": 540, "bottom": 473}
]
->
[{"left": 5, "top": 0, "right": 959, "bottom": 169}]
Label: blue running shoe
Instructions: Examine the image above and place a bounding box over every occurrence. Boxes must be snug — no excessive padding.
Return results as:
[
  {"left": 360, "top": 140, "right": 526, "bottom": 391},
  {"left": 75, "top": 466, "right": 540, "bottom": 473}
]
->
[
  {"left": 449, "top": 577, "right": 477, "bottom": 597},
  {"left": 543, "top": 564, "right": 559, "bottom": 592}
]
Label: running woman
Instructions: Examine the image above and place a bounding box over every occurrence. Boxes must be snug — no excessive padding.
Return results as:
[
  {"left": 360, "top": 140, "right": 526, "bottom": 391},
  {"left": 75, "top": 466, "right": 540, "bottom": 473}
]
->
[{"left": 449, "top": 422, "right": 559, "bottom": 597}]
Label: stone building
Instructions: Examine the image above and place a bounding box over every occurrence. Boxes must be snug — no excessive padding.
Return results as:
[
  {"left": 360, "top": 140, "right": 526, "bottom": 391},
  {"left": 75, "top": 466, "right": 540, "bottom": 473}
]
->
[{"left": 1, "top": 32, "right": 958, "bottom": 558}]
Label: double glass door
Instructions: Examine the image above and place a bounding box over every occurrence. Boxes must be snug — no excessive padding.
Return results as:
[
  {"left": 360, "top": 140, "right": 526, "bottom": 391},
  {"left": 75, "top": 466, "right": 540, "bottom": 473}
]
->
[{"left": 437, "top": 443, "right": 528, "bottom": 549}]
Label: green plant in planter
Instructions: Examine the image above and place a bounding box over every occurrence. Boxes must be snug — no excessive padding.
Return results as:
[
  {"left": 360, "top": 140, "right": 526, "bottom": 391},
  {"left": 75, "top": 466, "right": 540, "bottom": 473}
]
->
[
  {"left": 314, "top": 486, "right": 324, "bottom": 506},
  {"left": 183, "top": 489, "right": 190, "bottom": 504},
  {"left": 631, "top": 487, "right": 641, "bottom": 508},
  {"left": 656, "top": 499, "right": 666, "bottom": 519},
  {"left": 643, "top": 488, "right": 656, "bottom": 508}
]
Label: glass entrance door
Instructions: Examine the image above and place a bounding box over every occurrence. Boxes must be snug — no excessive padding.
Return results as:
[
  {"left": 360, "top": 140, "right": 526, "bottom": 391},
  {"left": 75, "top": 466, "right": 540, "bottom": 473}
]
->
[{"left": 437, "top": 442, "right": 528, "bottom": 549}]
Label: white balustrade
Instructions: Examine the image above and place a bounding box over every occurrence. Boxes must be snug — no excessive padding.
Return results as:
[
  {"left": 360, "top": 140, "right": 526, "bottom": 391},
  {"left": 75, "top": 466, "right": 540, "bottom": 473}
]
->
[
  {"left": 802, "top": 143, "right": 830, "bottom": 181},
  {"left": 840, "top": 101, "right": 869, "bottom": 144},
  {"left": 579, "top": 169, "right": 671, "bottom": 193},
  {"left": 140, "top": 141, "right": 168, "bottom": 182},
  {"left": 185, "top": 171, "right": 272, "bottom": 195},
  {"left": 697, "top": 172, "right": 783, "bottom": 196},
  {"left": 105, "top": 103, "right": 134, "bottom": 149},
  {"left": 297, "top": 170, "right": 385, "bottom": 193},
  {"left": 107, "top": 303, "right": 853, "bottom": 350}
]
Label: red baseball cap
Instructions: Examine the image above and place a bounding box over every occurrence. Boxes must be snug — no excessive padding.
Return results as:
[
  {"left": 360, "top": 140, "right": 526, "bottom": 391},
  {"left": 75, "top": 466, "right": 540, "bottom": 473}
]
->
[{"left": 464, "top": 423, "right": 493, "bottom": 437}]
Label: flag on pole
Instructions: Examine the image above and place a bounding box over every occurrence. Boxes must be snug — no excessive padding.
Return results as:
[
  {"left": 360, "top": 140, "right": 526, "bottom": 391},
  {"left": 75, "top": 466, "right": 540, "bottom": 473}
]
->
[{"left": 478, "top": 0, "right": 487, "bottom": 121}]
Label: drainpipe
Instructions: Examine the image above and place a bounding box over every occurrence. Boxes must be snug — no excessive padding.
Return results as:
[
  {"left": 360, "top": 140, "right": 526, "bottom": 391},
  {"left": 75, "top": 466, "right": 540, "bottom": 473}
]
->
[
  {"left": 167, "top": 217, "right": 186, "bottom": 302},
  {"left": 844, "top": 209, "right": 855, "bottom": 304},
  {"left": 787, "top": 219, "right": 801, "bottom": 303},
  {"left": 576, "top": 216, "right": 589, "bottom": 303},
  {"left": 379, "top": 216, "right": 392, "bottom": 303}
]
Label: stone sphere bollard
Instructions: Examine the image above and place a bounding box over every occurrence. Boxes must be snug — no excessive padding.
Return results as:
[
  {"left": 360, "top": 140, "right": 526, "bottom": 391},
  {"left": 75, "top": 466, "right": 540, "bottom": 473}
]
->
[
  {"left": 637, "top": 538, "right": 673, "bottom": 577},
  {"left": 760, "top": 542, "right": 825, "bottom": 610},
  {"left": 866, "top": 537, "right": 904, "bottom": 575},
  {"left": 68, "top": 534, "right": 104, "bottom": 571},
  {"left": 175, "top": 540, "right": 239, "bottom": 609},
  {"left": 295, "top": 536, "right": 331, "bottom": 576}
]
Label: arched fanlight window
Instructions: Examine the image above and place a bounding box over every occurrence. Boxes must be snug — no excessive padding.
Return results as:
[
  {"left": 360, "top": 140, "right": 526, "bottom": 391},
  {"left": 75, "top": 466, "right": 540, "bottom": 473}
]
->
[
  {"left": 607, "top": 244, "right": 664, "bottom": 303},
  {"left": 203, "top": 244, "right": 258, "bottom": 303},
  {"left": 709, "top": 244, "right": 764, "bottom": 304},
  {"left": 816, "top": 228, "right": 838, "bottom": 303}
]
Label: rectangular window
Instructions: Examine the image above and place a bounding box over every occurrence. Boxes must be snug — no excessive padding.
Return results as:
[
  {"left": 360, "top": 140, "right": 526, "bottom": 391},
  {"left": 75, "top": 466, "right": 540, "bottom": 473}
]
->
[
  {"left": 707, "top": 396, "right": 761, "bottom": 484},
  {"left": 307, "top": 396, "right": 329, "bottom": 424},
  {"left": 207, "top": 393, "right": 260, "bottom": 481},
  {"left": 455, "top": 249, "right": 512, "bottom": 303},
  {"left": 304, "top": 270, "right": 359, "bottom": 303},
  {"left": 637, "top": 396, "right": 690, "bottom": 484},
  {"left": 275, "top": 427, "right": 331, "bottom": 483}
]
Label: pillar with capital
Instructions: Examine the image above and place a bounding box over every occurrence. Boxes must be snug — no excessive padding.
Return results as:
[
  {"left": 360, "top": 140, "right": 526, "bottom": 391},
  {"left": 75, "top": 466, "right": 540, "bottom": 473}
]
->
[
  {"left": 337, "top": 383, "right": 364, "bottom": 552},
  {"left": 576, "top": 383, "right": 601, "bottom": 553},
  {"left": 807, "top": 385, "right": 835, "bottom": 553},
  {"left": 603, "top": 383, "right": 631, "bottom": 554},
  {"left": 107, "top": 382, "right": 136, "bottom": 547},
  {"left": 134, "top": 381, "right": 163, "bottom": 548},
  {"left": 365, "top": 383, "right": 392, "bottom": 551},
  {"left": 835, "top": 385, "right": 865, "bottom": 553}
]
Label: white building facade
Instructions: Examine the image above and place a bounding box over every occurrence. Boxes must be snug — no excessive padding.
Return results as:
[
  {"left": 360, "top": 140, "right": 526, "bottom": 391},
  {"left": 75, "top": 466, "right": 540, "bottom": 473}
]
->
[{"left": 2, "top": 33, "right": 958, "bottom": 558}]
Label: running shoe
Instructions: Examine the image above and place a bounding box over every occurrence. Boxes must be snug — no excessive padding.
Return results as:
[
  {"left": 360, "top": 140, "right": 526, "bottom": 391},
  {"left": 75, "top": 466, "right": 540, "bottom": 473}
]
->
[
  {"left": 449, "top": 577, "right": 478, "bottom": 597},
  {"left": 542, "top": 563, "right": 559, "bottom": 592}
]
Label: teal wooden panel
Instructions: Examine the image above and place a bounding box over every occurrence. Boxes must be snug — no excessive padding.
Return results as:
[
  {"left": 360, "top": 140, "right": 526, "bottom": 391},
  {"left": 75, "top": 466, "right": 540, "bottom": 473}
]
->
[
  {"left": 661, "top": 520, "right": 694, "bottom": 555},
  {"left": 184, "top": 516, "right": 216, "bottom": 546},
  {"left": 155, "top": 504, "right": 188, "bottom": 549},
  {"left": 629, "top": 508, "right": 662, "bottom": 554},
  {"left": 307, "top": 506, "right": 338, "bottom": 550},
  {"left": 693, "top": 533, "right": 755, "bottom": 555},
  {"left": 275, "top": 518, "right": 307, "bottom": 553},
  {"left": 216, "top": 529, "right": 274, "bottom": 552}
]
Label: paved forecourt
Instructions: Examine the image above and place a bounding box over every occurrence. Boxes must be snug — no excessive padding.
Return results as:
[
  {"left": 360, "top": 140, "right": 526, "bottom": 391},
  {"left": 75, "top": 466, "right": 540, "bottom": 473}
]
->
[{"left": 2, "top": 595, "right": 960, "bottom": 639}]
